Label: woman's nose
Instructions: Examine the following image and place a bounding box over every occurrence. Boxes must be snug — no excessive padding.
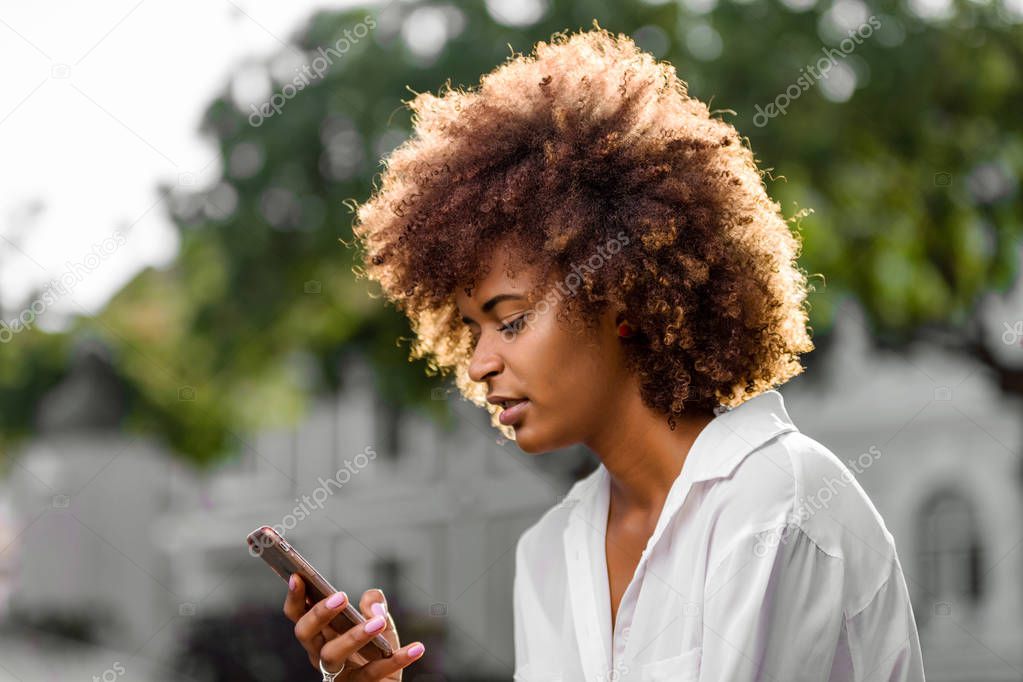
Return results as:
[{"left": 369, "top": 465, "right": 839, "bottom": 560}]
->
[{"left": 468, "top": 335, "right": 503, "bottom": 383}]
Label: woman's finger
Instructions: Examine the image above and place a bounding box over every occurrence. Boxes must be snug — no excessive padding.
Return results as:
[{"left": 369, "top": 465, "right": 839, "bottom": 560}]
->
[
  {"left": 358, "top": 588, "right": 398, "bottom": 646},
  {"left": 358, "top": 588, "right": 387, "bottom": 619},
  {"left": 283, "top": 574, "right": 342, "bottom": 639},
  {"left": 283, "top": 574, "right": 326, "bottom": 666},
  {"left": 293, "top": 587, "right": 351, "bottom": 641},
  {"left": 282, "top": 573, "right": 308, "bottom": 623},
  {"left": 316, "top": 607, "right": 393, "bottom": 674},
  {"left": 348, "top": 641, "right": 426, "bottom": 681},
  {"left": 293, "top": 588, "right": 352, "bottom": 666}
]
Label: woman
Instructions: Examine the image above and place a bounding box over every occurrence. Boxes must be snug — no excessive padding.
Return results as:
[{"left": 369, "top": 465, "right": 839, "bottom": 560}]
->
[{"left": 287, "top": 26, "right": 926, "bottom": 681}]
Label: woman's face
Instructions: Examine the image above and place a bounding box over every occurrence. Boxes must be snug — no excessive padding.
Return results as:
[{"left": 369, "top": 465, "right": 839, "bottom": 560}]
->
[{"left": 454, "top": 248, "right": 631, "bottom": 454}]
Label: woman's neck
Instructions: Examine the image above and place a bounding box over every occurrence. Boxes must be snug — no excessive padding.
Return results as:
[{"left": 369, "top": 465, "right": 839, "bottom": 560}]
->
[{"left": 585, "top": 381, "right": 716, "bottom": 515}]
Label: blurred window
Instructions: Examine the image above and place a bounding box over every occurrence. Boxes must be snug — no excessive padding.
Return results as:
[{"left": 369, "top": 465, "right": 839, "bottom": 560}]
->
[{"left": 915, "top": 488, "right": 984, "bottom": 623}]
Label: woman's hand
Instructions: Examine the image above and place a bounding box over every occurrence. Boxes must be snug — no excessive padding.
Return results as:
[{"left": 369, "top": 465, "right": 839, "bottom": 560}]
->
[{"left": 284, "top": 574, "right": 426, "bottom": 680}]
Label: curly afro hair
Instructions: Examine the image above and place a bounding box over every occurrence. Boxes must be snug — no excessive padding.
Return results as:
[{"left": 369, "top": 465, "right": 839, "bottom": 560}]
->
[{"left": 352, "top": 24, "right": 814, "bottom": 437}]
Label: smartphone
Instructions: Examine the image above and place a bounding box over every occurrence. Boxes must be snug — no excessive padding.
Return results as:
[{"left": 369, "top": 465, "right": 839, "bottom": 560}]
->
[{"left": 246, "top": 525, "right": 394, "bottom": 665}]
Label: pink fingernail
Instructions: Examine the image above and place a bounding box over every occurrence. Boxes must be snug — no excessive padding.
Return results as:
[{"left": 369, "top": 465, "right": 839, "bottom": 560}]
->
[
  {"left": 326, "top": 591, "right": 347, "bottom": 609},
  {"left": 407, "top": 643, "right": 425, "bottom": 658},
  {"left": 371, "top": 602, "right": 387, "bottom": 618},
  {"left": 363, "top": 615, "right": 386, "bottom": 633},
  {"left": 288, "top": 575, "right": 297, "bottom": 591}
]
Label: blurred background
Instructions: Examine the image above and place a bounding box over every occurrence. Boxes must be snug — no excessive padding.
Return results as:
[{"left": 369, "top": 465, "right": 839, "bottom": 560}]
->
[{"left": 0, "top": 0, "right": 1021, "bottom": 679}]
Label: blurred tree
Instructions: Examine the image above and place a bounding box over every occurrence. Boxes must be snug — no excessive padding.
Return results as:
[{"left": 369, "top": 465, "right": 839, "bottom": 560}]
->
[{"left": 1, "top": 0, "right": 1020, "bottom": 464}]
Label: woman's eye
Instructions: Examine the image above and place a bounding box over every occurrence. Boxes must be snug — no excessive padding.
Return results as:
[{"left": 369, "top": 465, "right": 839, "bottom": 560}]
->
[{"left": 498, "top": 315, "right": 527, "bottom": 335}]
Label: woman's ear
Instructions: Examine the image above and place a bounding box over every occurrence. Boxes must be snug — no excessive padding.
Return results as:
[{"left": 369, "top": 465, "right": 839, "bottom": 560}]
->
[{"left": 614, "top": 310, "right": 635, "bottom": 338}]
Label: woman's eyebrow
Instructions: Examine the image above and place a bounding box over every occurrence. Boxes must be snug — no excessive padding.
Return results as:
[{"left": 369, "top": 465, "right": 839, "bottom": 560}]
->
[{"left": 460, "top": 293, "right": 525, "bottom": 324}]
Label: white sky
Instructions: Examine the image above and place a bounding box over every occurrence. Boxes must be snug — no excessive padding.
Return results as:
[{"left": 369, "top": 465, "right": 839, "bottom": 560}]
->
[{"left": 0, "top": 0, "right": 367, "bottom": 331}]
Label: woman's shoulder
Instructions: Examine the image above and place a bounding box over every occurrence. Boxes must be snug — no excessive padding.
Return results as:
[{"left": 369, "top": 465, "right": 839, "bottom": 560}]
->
[
  {"left": 711, "top": 430, "right": 898, "bottom": 572},
  {"left": 708, "top": 430, "right": 914, "bottom": 623}
]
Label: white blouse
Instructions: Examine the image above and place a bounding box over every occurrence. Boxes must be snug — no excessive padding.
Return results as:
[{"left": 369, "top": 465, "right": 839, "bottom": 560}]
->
[{"left": 513, "top": 389, "right": 926, "bottom": 681}]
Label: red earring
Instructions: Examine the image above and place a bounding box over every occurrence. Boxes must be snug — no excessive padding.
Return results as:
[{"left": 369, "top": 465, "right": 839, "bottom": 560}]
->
[{"left": 617, "top": 322, "right": 634, "bottom": 338}]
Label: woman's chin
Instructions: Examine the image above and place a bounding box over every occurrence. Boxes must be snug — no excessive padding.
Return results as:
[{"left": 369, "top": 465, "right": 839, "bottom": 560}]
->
[
  {"left": 512, "top": 424, "right": 568, "bottom": 455},
  {"left": 510, "top": 425, "right": 544, "bottom": 454}
]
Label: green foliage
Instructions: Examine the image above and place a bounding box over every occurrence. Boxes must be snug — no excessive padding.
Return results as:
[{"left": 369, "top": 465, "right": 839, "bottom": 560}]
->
[
  {"left": 0, "top": 328, "right": 70, "bottom": 471},
  {"left": 2, "top": 0, "right": 1020, "bottom": 464}
]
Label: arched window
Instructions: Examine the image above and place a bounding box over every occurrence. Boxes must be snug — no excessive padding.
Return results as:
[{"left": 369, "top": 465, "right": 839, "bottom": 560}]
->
[{"left": 915, "top": 488, "right": 984, "bottom": 624}]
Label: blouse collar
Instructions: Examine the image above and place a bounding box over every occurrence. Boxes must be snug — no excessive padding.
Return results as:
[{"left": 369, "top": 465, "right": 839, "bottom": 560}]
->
[
  {"left": 558, "top": 389, "right": 800, "bottom": 675},
  {"left": 563, "top": 388, "right": 800, "bottom": 505}
]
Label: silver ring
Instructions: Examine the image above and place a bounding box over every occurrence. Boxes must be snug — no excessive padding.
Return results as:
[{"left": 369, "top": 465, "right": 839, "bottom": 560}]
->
[{"left": 320, "top": 657, "right": 346, "bottom": 681}]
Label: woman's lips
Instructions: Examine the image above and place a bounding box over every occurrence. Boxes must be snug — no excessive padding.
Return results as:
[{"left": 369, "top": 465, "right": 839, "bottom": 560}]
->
[{"left": 499, "top": 399, "right": 530, "bottom": 426}]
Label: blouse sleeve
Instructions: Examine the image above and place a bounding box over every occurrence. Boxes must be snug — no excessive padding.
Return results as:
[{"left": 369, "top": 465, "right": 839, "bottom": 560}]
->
[
  {"left": 513, "top": 531, "right": 547, "bottom": 679},
  {"left": 513, "top": 533, "right": 530, "bottom": 676},
  {"left": 513, "top": 526, "right": 570, "bottom": 679},
  {"left": 699, "top": 521, "right": 923, "bottom": 681},
  {"left": 842, "top": 552, "right": 926, "bottom": 680}
]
